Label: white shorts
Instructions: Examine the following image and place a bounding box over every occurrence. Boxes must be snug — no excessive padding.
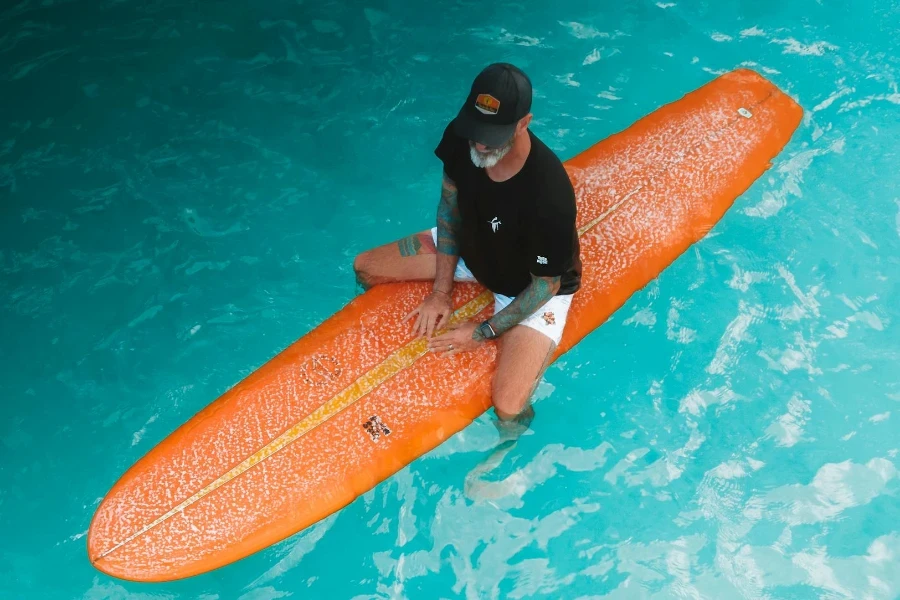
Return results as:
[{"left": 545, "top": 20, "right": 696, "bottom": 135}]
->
[{"left": 430, "top": 227, "right": 573, "bottom": 345}]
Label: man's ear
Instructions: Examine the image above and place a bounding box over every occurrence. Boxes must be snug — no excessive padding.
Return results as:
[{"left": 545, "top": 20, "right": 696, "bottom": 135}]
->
[{"left": 518, "top": 113, "right": 533, "bottom": 133}]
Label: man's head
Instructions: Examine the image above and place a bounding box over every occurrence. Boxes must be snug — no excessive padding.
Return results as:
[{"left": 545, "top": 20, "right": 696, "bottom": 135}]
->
[{"left": 452, "top": 63, "right": 533, "bottom": 167}]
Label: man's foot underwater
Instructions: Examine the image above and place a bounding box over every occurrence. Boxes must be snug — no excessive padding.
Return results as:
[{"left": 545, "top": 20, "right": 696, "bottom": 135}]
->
[{"left": 492, "top": 404, "right": 535, "bottom": 442}]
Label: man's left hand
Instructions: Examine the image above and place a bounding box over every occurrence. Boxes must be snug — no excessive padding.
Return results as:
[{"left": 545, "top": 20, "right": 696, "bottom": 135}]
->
[{"left": 428, "top": 321, "right": 483, "bottom": 356}]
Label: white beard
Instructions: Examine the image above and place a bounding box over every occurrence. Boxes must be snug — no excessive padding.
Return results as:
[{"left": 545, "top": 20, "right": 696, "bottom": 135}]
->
[{"left": 469, "top": 139, "right": 513, "bottom": 168}]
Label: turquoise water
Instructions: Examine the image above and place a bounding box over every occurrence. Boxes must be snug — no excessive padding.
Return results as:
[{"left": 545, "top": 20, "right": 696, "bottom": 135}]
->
[{"left": 2, "top": 0, "right": 899, "bottom": 597}]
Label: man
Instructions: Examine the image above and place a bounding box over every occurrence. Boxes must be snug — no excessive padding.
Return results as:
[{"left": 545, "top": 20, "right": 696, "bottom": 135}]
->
[{"left": 353, "top": 63, "right": 582, "bottom": 428}]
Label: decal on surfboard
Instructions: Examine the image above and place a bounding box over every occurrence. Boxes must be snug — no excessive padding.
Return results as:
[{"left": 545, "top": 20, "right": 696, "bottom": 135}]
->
[{"left": 362, "top": 415, "right": 391, "bottom": 441}]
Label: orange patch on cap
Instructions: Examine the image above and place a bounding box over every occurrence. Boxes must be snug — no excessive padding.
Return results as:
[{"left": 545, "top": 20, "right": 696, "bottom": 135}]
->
[
  {"left": 475, "top": 94, "right": 500, "bottom": 114},
  {"left": 542, "top": 312, "right": 556, "bottom": 325}
]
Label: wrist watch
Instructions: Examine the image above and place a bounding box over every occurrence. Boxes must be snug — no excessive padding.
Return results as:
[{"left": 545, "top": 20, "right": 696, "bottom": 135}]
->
[{"left": 477, "top": 321, "right": 498, "bottom": 340}]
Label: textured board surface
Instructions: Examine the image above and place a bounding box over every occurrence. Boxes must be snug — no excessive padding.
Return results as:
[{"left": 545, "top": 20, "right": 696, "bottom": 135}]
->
[{"left": 87, "top": 69, "right": 803, "bottom": 581}]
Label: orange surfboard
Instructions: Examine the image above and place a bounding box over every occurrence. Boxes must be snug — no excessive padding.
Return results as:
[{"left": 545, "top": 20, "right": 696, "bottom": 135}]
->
[{"left": 88, "top": 69, "right": 802, "bottom": 581}]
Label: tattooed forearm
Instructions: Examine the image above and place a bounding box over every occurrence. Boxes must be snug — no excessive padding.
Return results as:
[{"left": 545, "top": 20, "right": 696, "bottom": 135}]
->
[
  {"left": 436, "top": 173, "right": 460, "bottom": 255},
  {"left": 476, "top": 274, "right": 561, "bottom": 340},
  {"left": 433, "top": 172, "right": 461, "bottom": 295}
]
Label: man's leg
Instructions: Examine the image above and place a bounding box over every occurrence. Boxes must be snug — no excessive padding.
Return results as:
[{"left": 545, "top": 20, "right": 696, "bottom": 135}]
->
[
  {"left": 491, "top": 325, "right": 556, "bottom": 428},
  {"left": 353, "top": 230, "right": 437, "bottom": 289},
  {"left": 462, "top": 329, "right": 554, "bottom": 499},
  {"left": 489, "top": 292, "right": 571, "bottom": 429}
]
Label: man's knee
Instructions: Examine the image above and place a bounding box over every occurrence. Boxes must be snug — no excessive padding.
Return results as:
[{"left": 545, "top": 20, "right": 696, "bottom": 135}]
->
[
  {"left": 491, "top": 385, "right": 533, "bottom": 422},
  {"left": 492, "top": 400, "right": 535, "bottom": 435},
  {"left": 353, "top": 250, "right": 375, "bottom": 288}
]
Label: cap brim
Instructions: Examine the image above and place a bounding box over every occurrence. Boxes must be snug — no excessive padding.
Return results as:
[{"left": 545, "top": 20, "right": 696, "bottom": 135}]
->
[{"left": 452, "top": 108, "right": 517, "bottom": 148}]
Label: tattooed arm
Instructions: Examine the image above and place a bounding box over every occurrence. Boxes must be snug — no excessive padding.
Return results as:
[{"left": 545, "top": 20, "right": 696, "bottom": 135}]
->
[
  {"left": 433, "top": 172, "right": 461, "bottom": 296},
  {"left": 405, "top": 172, "right": 464, "bottom": 338},
  {"left": 473, "top": 274, "right": 561, "bottom": 341}
]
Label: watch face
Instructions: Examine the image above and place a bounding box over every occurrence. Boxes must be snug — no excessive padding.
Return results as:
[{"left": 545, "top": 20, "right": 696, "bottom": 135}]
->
[{"left": 480, "top": 322, "right": 494, "bottom": 339}]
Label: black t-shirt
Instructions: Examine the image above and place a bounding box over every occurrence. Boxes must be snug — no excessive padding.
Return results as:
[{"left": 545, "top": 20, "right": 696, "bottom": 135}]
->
[{"left": 433, "top": 123, "right": 582, "bottom": 297}]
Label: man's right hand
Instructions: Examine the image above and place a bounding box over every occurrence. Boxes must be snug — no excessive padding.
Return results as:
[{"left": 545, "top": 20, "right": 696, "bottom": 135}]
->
[{"left": 403, "top": 291, "right": 453, "bottom": 338}]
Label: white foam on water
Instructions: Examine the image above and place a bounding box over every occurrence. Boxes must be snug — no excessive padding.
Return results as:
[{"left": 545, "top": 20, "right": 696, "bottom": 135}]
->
[
  {"left": 558, "top": 21, "right": 610, "bottom": 39},
  {"left": 667, "top": 303, "right": 697, "bottom": 344},
  {"left": 813, "top": 82, "right": 854, "bottom": 112},
  {"left": 708, "top": 461, "right": 747, "bottom": 480},
  {"left": 707, "top": 301, "right": 760, "bottom": 375},
  {"left": 869, "top": 412, "right": 890, "bottom": 423},
  {"left": 840, "top": 92, "right": 900, "bottom": 112},
  {"left": 765, "top": 395, "right": 812, "bottom": 447},
  {"left": 583, "top": 48, "right": 602, "bottom": 65},
  {"left": 679, "top": 386, "right": 738, "bottom": 416},
  {"left": 771, "top": 37, "right": 839, "bottom": 56},
  {"left": 556, "top": 73, "right": 581, "bottom": 87},
  {"left": 131, "top": 414, "right": 159, "bottom": 447},
  {"left": 623, "top": 307, "right": 657, "bottom": 328},
  {"left": 746, "top": 458, "right": 897, "bottom": 525}
]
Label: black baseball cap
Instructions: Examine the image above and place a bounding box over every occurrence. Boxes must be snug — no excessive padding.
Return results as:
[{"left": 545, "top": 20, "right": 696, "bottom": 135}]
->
[{"left": 452, "top": 63, "right": 533, "bottom": 148}]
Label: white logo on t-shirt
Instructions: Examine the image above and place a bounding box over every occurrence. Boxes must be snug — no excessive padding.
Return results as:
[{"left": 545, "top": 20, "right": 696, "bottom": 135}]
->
[
  {"left": 489, "top": 217, "right": 501, "bottom": 233},
  {"left": 537, "top": 256, "right": 548, "bottom": 265}
]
